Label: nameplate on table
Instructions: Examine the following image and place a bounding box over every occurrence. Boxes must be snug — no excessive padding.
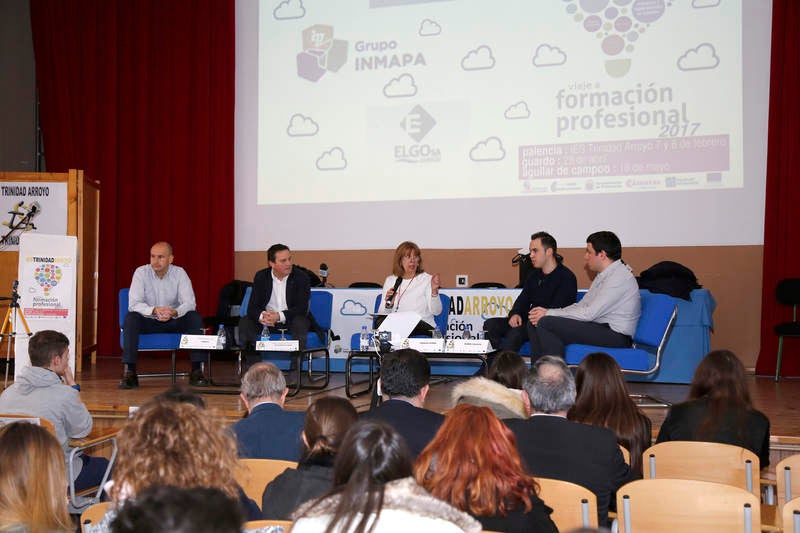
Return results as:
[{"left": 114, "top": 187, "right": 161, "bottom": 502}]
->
[
  {"left": 256, "top": 340, "right": 300, "bottom": 351},
  {"left": 445, "top": 339, "right": 492, "bottom": 353},
  {"left": 401, "top": 338, "right": 444, "bottom": 353},
  {"left": 180, "top": 335, "right": 223, "bottom": 349}
]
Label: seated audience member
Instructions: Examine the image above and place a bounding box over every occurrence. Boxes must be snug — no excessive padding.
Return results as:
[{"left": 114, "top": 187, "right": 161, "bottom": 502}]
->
[
  {"left": 120, "top": 241, "right": 207, "bottom": 388},
  {"left": 416, "top": 404, "right": 558, "bottom": 533},
  {"left": 0, "top": 422, "right": 72, "bottom": 533},
  {"left": 0, "top": 330, "right": 108, "bottom": 492},
  {"left": 361, "top": 348, "right": 444, "bottom": 457},
  {"left": 153, "top": 383, "right": 207, "bottom": 408},
  {"left": 233, "top": 362, "right": 305, "bottom": 461},
  {"left": 484, "top": 232, "right": 577, "bottom": 353},
  {"left": 568, "top": 352, "right": 651, "bottom": 476},
  {"left": 450, "top": 351, "right": 528, "bottom": 419},
  {"left": 262, "top": 396, "right": 358, "bottom": 519},
  {"left": 657, "top": 349, "right": 771, "bottom": 467},
  {"left": 527, "top": 231, "right": 640, "bottom": 358},
  {"left": 86, "top": 400, "right": 261, "bottom": 532},
  {"left": 505, "top": 356, "right": 633, "bottom": 526},
  {"left": 110, "top": 486, "right": 243, "bottom": 533},
  {"left": 292, "top": 420, "right": 481, "bottom": 533}
]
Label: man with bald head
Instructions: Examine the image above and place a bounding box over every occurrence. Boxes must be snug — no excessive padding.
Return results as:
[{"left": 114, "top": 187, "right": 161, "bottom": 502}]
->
[{"left": 120, "top": 241, "right": 205, "bottom": 389}]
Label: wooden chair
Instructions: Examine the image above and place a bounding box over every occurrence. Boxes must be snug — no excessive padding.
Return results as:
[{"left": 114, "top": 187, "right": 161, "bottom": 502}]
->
[
  {"left": 0, "top": 413, "right": 56, "bottom": 435},
  {"left": 536, "top": 477, "right": 598, "bottom": 531},
  {"left": 643, "top": 441, "right": 760, "bottom": 496},
  {"left": 617, "top": 478, "right": 760, "bottom": 533},
  {"left": 619, "top": 444, "right": 630, "bottom": 465},
  {"left": 81, "top": 501, "right": 111, "bottom": 532},
  {"left": 783, "top": 496, "right": 800, "bottom": 533},
  {"left": 243, "top": 519, "right": 293, "bottom": 532},
  {"left": 761, "top": 453, "right": 800, "bottom": 531},
  {"left": 236, "top": 458, "right": 298, "bottom": 510}
]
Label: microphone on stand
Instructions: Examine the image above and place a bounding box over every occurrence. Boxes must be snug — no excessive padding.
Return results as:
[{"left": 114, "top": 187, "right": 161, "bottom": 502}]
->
[
  {"left": 384, "top": 276, "right": 404, "bottom": 309},
  {"left": 319, "top": 263, "right": 329, "bottom": 287}
]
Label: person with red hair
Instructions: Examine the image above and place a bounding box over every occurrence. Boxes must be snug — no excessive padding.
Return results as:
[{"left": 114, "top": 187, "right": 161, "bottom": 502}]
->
[{"left": 414, "top": 404, "right": 557, "bottom": 533}]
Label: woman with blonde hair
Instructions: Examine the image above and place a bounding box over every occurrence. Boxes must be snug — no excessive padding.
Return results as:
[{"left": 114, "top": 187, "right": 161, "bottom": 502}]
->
[
  {"left": 415, "top": 404, "right": 557, "bottom": 532},
  {"left": 86, "top": 400, "right": 260, "bottom": 532},
  {"left": 0, "top": 422, "right": 72, "bottom": 533}
]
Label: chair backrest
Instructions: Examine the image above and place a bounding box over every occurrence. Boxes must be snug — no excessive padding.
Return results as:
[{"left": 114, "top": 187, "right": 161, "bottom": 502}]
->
[
  {"left": 617, "top": 478, "right": 760, "bottom": 533},
  {"left": 235, "top": 458, "right": 298, "bottom": 511},
  {"left": 777, "top": 279, "right": 800, "bottom": 307},
  {"left": 777, "top": 454, "right": 800, "bottom": 511},
  {"left": 0, "top": 413, "right": 56, "bottom": 436},
  {"left": 244, "top": 519, "right": 293, "bottom": 532},
  {"left": 81, "top": 501, "right": 112, "bottom": 532},
  {"left": 310, "top": 290, "right": 333, "bottom": 331},
  {"left": 643, "top": 441, "right": 760, "bottom": 496},
  {"left": 470, "top": 282, "right": 506, "bottom": 289},
  {"left": 348, "top": 281, "right": 382, "bottom": 288},
  {"left": 783, "top": 496, "right": 800, "bottom": 533},
  {"left": 536, "top": 477, "right": 598, "bottom": 531},
  {"left": 632, "top": 291, "right": 678, "bottom": 348},
  {"left": 216, "top": 280, "right": 253, "bottom": 317},
  {"left": 619, "top": 444, "right": 631, "bottom": 466},
  {"left": 240, "top": 286, "right": 253, "bottom": 318},
  {"left": 119, "top": 288, "right": 130, "bottom": 327}
]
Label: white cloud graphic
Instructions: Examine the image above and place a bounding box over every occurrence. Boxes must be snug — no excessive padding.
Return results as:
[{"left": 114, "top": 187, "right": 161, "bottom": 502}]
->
[
  {"left": 316, "top": 147, "right": 347, "bottom": 170},
  {"left": 469, "top": 137, "right": 506, "bottom": 162},
  {"left": 419, "top": 18, "right": 441, "bottom": 36},
  {"left": 532, "top": 44, "right": 567, "bottom": 67},
  {"left": 383, "top": 73, "right": 418, "bottom": 98},
  {"left": 461, "top": 45, "right": 495, "bottom": 71},
  {"left": 677, "top": 43, "right": 720, "bottom": 70},
  {"left": 340, "top": 300, "right": 368, "bottom": 316},
  {"left": 273, "top": 0, "right": 305, "bottom": 20},
  {"left": 692, "top": 0, "right": 720, "bottom": 7},
  {"left": 504, "top": 101, "right": 530, "bottom": 120},
  {"left": 286, "top": 113, "right": 319, "bottom": 136}
]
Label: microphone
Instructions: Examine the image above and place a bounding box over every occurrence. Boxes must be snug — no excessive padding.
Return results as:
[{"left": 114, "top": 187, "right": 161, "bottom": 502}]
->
[
  {"left": 319, "top": 263, "right": 329, "bottom": 287},
  {"left": 28, "top": 201, "right": 41, "bottom": 216},
  {"left": 384, "top": 276, "right": 403, "bottom": 309}
]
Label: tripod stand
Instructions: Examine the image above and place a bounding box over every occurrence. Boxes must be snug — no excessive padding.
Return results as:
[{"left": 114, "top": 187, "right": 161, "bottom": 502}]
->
[{"left": 2, "top": 280, "right": 32, "bottom": 389}]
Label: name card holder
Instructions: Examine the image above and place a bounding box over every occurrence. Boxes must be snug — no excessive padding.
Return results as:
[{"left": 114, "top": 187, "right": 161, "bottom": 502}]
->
[
  {"left": 180, "top": 334, "right": 223, "bottom": 350},
  {"left": 401, "top": 338, "right": 445, "bottom": 353},
  {"left": 445, "top": 339, "right": 493, "bottom": 354},
  {"left": 256, "top": 340, "right": 300, "bottom": 351}
]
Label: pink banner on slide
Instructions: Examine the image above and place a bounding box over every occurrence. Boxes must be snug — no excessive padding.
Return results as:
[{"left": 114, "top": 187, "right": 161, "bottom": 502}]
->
[{"left": 518, "top": 135, "right": 730, "bottom": 179}]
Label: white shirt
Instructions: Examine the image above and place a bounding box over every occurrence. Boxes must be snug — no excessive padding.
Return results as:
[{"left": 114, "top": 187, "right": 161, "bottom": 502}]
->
[
  {"left": 382, "top": 272, "right": 442, "bottom": 328},
  {"left": 128, "top": 264, "right": 196, "bottom": 318},
  {"left": 266, "top": 271, "right": 289, "bottom": 323}
]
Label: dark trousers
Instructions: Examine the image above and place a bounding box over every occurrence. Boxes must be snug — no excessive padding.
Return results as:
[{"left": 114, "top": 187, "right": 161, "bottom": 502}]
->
[
  {"left": 238, "top": 314, "right": 310, "bottom": 351},
  {"left": 122, "top": 311, "right": 205, "bottom": 364},
  {"left": 74, "top": 454, "right": 110, "bottom": 493},
  {"left": 484, "top": 317, "right": 529, "bottom": 352},
  {"left": 526, "top": 316, "right": 632, "bottom": 360}
]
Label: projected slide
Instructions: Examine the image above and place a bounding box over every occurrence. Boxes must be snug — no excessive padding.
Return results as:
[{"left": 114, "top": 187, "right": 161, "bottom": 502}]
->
[{"left": 258, "top": 0, "right": 741, "bottom": 204}]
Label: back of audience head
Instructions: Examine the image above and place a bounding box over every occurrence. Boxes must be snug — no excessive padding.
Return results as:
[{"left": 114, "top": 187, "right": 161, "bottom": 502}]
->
[
  {"left": 303, "top": 420, "right": 412, "bottom": 533},
  {"left": 301, "top": 396, "right": 359, "bottom": 464},
  {"left": 112, "top": 400, "right": 239, "bottom": 502},
  {"left": 154, "top": 384, "right": 207, "bottom": 409},
  {"left": 240, "top": 362, "right": 287, "bottom": 409},
  {"left": 415, "top": 404, "right": 538, "bottom": 517},
  {"left": 689, "top": 349, "right": 751, "bottom": 409},
  {"left": 111, "top": 485, "right": 243, "bottom": 533},
  {"left": 524, "top": 355, "right": 576, "bottom": 414},
  {"left": 487, "top": 350, "right": 528, "bottom": 389},
  {"left": 0, "top": 422, "right": 71, "bottom": 533},
  {"left": 27, "top": 329, "right": 70, "bottom": 368},
  {"left": 379, "top": 349, "right": 430, "bottom": 399}
]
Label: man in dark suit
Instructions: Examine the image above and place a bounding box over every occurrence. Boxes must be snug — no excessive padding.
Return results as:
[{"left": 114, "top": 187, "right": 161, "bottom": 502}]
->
[
  {"left": 232, "top": 362, "right": 305, "bottom": 461},
  {"left": 362, "top": 349, "right": 444, "bottom": 457},
  {"left": 239, "top": 243, "right": 314, "bottom": 350},
  {"left": 506, "top": 356, "right": 634, "bottom": 526}
]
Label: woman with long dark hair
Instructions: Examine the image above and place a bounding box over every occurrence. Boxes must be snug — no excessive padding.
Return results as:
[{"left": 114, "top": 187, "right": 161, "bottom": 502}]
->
[
  {"left": 450, "top": 350, "right": 528, "bottom": 419},
  {"left": 292, "top": 420, "right": 480, "bottom": 533},
  {"left": 657, "top": 349, "right": 770, "bottom": 467},
  {"left": 568, "top": 352, "right": 651, "bottom": 475},
  {"left": 261, "top": 397, "right": 358, "bottom": 519},
  {"left": 415, "top": 404, "right": 557, "bottom": 533}
]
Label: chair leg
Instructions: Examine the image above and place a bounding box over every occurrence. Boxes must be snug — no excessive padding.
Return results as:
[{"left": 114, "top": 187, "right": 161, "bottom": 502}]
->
[
  {"left": 286, "top": 352, "right": 302, "bottom": 397},
  {"left": 776, "top": 336, "right": 785, "bottom": 382},
  {"left": 171, "top": 350, "right": 177, "bottom": 384}
]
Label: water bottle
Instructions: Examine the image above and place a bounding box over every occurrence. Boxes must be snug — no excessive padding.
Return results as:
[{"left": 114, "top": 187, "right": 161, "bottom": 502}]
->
[
  {"left": 359, "top": 325, "right": 369, "bottom": 351},
  {"left": 462, "top": 327, "right": 472, "bottom": 340},
  {"left": 260, "top": 325, "right": 270, "bottom": 342},
  {"left": 431, "top": 328, "right": 442, "bottom": 340},
  {"left": 217, "top": 324, "right": 226, "bottom": 348}
]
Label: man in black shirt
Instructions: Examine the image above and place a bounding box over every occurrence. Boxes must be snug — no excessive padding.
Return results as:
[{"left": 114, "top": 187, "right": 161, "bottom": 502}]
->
[{"left": 484, "top": 232, "right": 577, "bottom": 353}]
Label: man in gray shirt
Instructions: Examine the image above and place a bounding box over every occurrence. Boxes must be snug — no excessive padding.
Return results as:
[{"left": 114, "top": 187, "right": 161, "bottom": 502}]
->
[
  {"left": 120, "top": 241, "right": 205, "bottom": 389},
  {"left": 526, "top": 231, "right": 640, "bottom": 359}
]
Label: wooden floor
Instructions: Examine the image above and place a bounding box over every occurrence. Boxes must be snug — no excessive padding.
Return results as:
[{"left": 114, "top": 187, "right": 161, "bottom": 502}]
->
[{"left": 62, "top": 355, "right": 800, "bottom": 450}]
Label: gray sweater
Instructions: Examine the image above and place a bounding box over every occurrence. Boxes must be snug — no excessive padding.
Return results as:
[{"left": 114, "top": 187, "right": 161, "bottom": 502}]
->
[{"left": 0, "top": 365, "right": 92, "bottom": 480}]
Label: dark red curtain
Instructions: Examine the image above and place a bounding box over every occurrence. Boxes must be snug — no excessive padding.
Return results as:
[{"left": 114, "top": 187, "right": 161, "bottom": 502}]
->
[
  {"left": 757, "top": 0, "right": 800, "bottom": 376},
  {"left": 29, "top": 0, "right": 234, "bottom": 357}
]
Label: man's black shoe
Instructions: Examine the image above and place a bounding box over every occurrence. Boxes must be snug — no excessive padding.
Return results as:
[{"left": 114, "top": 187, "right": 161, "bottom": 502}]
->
[
  {"left": 118, "top": 372, "right": 139, "bottom": 390},
  {"left": 189, "top": 369, "right": 210, "bottom": 387}
]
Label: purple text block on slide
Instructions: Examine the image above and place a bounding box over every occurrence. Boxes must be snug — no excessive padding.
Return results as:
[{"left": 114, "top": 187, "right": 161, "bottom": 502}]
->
[{"left": 518, "top": 135, "right": 730, "bottom": 180}]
